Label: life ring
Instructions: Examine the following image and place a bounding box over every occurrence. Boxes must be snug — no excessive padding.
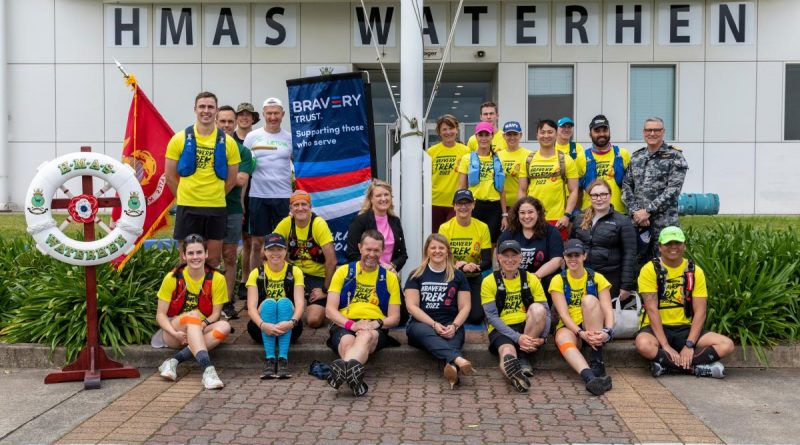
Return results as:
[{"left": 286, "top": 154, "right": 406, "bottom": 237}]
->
[{"left": 25, "top": 151, "right": 146, "bottom": 266}]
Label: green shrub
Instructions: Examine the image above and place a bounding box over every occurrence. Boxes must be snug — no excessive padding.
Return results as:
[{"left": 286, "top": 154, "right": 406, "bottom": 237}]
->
[
  {"left": 0, "top": 239, "right": 178, "bottom": 362},
  {"left": 686, "top": 223, "right": 800, "bottom": 363}
]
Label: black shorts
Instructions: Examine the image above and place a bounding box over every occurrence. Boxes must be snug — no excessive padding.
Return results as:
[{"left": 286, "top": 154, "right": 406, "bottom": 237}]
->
[
  {"left": 249, "top": 197, "right": 289, "bottom": 236},
  {"left": 304, "top": 274, "right": 327, "bottom": 307},
  {"left": 472, "top": 199, "right": 502, "bottom": 243},
  {"left": 488, "top": 322, "right": 526, "bottom": 355},
  {"left": 326, "top": 323, "right": 395, "bottom": 354},
  {"left": 637, "top": 324, "right": 710, "bottom": 351},
  {"left": 173, "top": 206, "right": 227, "bottom": 240},
  {"left": 242, "top": 181, "right": 252, "bottom": 234}
]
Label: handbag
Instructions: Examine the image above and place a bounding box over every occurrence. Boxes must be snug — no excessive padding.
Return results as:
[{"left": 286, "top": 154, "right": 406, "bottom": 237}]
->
[{"left": 612, "top": 292, "right": 642, "bottom": 339}]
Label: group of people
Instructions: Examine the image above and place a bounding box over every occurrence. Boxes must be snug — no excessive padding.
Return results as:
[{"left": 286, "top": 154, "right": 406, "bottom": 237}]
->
[{"left": 152, "top": 92, "right": 734, "bottom": 398}]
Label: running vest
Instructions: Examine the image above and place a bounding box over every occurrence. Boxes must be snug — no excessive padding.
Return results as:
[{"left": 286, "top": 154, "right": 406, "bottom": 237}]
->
[
  {"left": 338, "top": 262, "right": 391, "bottom": 317},
  {"left": 288, "top": 214, "right": 326, "bottom": 264},
  {"left": 582, "top": 145, "right": 625, "bottom": 189},
  {"left": 494, "top": 271, "right": 535, "bottom": 312},
  {"left": 254, "top": 264, "right": 296, "bottom": 305},
  {"left": 561, "top": 268, "right": 598, "bottom": 305},
  {"left": 652, "top": 257, "right": 696, "bottom": 318},
  {"left": 167, "top": 265, "right": 215, "bottom": 317},
  {"left": 177, "top": 125, "right": 228, "bottom": 179},
  {"left": 568, "top": 141, "right": 578, "bottom": 160},
  {"left": 525, "top": 150, "right": 567, "bottom": 183},
  {"left": 467, "top": 151, "right": 506, "bottom": 193}
]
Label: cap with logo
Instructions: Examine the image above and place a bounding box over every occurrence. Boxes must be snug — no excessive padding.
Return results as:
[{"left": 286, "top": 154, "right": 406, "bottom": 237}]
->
[
  {"left": 658, "top": 226, "right": 686, "bottom": 244},
  {"left": 557, "top": 117, "right": 574, "bottom": 127},
  {"left": 503, "top": 121, "right": 522, "bottom": 134},
  {"left": 263, "top": 97, "right": 284, "bottom": 109},
  {"left": 589, "top": 114, "right": 610, "bottom": 130},
  {"left": 498, "top": 240, "right": 522, "bottom": 254},
  {"left": 453, "top": 189, "right": 475, "bottom": 203},
  {"left": 235, "top": 102, "right": 260, "bottom": 124},
  {"left": 474, "top": 121, "right": 495, "bottom": 135},
  {"left": 264, "top": 233, "right": 287, "bottom": 249},
  {"left": 563, "top": 239, "right": 587, "bottom": 255}
]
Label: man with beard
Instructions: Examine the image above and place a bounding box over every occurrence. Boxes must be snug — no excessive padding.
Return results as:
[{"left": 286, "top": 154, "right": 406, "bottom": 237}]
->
[{"left": 580, "top": 115, "right": 631, "bottom": 213}]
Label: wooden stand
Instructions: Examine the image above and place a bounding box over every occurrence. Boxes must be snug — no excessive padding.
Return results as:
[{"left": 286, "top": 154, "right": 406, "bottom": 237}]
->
[{"left": 44, "top": 146, "right": 140, "bottom": 389}]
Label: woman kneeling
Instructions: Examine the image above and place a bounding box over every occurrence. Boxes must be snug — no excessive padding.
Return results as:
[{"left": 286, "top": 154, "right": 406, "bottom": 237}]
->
[
  {"left": 155, "top": 234, "right": 231, "bottom": 389},
  {"left": 549, "top": 239, "right": 615, "bottom": 396},
  {"left": 246, "top": 233, "right": 305, "bottom": 379},
  {"left": 405, "top": 234, "right": 474, "bottom": 389}
]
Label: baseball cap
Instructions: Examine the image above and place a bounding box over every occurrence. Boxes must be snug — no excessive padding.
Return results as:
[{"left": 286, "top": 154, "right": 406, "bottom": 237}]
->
[
  {"left": 557, "top": 117, "right": 574, "bottom": 127},
  {"left": 498, "top": 240, "right": 522, "bottom": 254},
  {"left": 503, "top": 121, "right": 522, "bottom": 134},
  {"left": 474, "top": 121, "right": 494, "bottom": 135},
  {"left": 235, "top": 102, "right": 260, "bottom": 124},
  {"left": 658, "top": 226, "right": 686, "bottom": 244},
  {"left": 453, "top": 189, "right": 475, "bottom": 203},
  {"left": 563, "top": 239, "right": 587, "bottom": 255},
  {"left": 290, "top": 190, "right": 312, "bottom": 205},
  {"left": 264, "top": 233, "right": 287, "bottom": 249},
  {"left": 589, "top": 114, "right": 610, "bottom": 130},
  {"left": 263, "top": 97, "right": 284, "bottom": 109}
]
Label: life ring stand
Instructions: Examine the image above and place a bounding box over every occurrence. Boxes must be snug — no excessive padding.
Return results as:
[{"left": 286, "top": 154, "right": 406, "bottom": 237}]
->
[{"left": 25, "top": 151, "right": 146, "bottom": 266}]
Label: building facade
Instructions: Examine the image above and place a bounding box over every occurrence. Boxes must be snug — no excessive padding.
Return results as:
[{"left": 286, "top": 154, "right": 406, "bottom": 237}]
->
[{"left": 3, "top": 0, "right": 799, "bottom": 214}]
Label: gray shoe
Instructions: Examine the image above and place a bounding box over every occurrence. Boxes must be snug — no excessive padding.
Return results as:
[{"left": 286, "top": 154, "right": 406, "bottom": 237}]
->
[
  {"left": 260, "top": 358, "right": 277, "bottom": 380},
  {"left": 276, "top": 358, "right": 291, "bottom": 379},
  {"left": 502, "top": 354, "right": 530, "bottom": 393},
  {"left": 585, "top": 375, "right": 609, "bottom": 396},
  {"left": 518, "top": 353, "right": 534, "bottom": 377},
  {"left": 694, "top": 361, "right": 726, "bottom": 379},
  {"left": 650, "top": 361, "right": 667, "bottom": 378}
]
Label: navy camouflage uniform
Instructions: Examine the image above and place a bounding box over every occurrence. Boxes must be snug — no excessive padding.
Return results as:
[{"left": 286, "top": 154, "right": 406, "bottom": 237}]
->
[{"left": 621, "top": 142, "right": 688, "bottom": 266}]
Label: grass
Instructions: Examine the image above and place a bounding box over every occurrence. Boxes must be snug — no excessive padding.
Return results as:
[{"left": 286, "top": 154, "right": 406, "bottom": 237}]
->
[{"left": 2, "top": 212, "right": 798, "bottom": 241}]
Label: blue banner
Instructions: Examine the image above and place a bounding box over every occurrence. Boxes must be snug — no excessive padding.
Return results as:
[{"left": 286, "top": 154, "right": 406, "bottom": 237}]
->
[{"left": 287, "top": 72, "right": 376, "bottom": 263}]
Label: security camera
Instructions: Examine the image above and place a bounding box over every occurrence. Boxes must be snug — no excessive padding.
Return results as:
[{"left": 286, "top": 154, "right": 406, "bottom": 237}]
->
[{"left": 475, "top": 50, "right": 486, "bottom": 58}]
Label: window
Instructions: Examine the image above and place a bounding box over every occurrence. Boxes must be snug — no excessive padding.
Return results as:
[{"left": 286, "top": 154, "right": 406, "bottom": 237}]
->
[
  {"left": 528, "top": 66, "right": 574, "bottom": 133},
  {"left": 629, "top": 66, "right": 675, "bottom": 140},
  {"left": 786, "top": 64, "right": 800, "bottom": 140}
]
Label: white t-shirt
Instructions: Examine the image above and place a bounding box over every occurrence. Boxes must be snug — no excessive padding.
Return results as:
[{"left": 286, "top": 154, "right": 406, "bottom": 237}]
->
[{"left": 243, "top": 127, "right": 293, "bottom": 199}]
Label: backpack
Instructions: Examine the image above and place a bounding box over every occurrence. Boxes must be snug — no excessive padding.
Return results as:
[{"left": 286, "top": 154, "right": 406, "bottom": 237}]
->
[
  {"left": 582, "top": 145, "right": 625, "bottom": 189},
  {"left": 254, "top": 264, "right": 295, "bottom": 304},
  {"left": 167, "top": 265, "right": 215, "bottom": 317},
  {"left": 467, "top": 151, "right": 506, "bottom": 193},
  {"left": 288, "top": 213, "right": 326, "bottom": 263},
  {"left": 652, "top": 257, "right": 696, "bottom": 318},
  {"left": 525, "top": 150, "right": 567, "bottom": 204},
  {"left": 568, "top": 141, "right": 578, "bottom": 160},
  {"left": 338, "top": 262, "right": 391, "bottom": 316},
  {"left": 494, "top": 271, "right": 535, "bottom": 312},
  {"left": 177, "top": 125, "right": 228, "bottom": 179},
  {"left": 561, "top": 268, "right": 598, "bottom": 306}
]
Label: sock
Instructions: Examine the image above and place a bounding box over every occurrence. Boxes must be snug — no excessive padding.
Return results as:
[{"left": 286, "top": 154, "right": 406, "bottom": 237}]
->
[
  {"left": 276, "top": 297, "right": 295, "bottom": 360},
  {"left": 692, "top": 346, "right": 721, "bottom": 366},
  {"left": 173, "top": 346, "right": 193, "bottom": 363},
  {"left": 655, "top": 348, "right": 683, "bottom": 372},
  {"left": 260, "top": 299, "right": 278, "bottom": 359},
  {"left": 195, "top": 350, "right": 211, "bottom": 371},
  {"left": 589, "top": 346, "right": 604, "bottom": 364},
  {"left": 580, "top": 368, "right": 595, "bottom": 383}
]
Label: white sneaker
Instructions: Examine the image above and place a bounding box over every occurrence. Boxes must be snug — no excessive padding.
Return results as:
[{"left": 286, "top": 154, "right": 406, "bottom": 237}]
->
[
  {"left": 694, "top": 361, "right": 726, "bottom": 379},
  {"left": 202, "top": 366, "right": 224, "bottom": 389},
  {"left": 158, "top": 358, "right": 178, "bottom": 381}
]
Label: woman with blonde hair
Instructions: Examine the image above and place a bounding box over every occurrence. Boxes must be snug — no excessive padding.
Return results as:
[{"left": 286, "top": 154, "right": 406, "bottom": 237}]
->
[
  {"left": 346, "top": 180, "right": 408, "bottom": 274},
  {"left": 570, "top": 179, "right": 637, "bottom": 301},
  {"left": 405, "top": 233, "right": 474, "bottom": 388}
]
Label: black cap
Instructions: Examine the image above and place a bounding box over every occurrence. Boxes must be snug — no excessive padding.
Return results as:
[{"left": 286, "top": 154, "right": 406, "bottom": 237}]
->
[
  {"left": 497, "top": 240, "right": 522, "bottom": 254},
  {"left": 563, "top": 239, "right": 586, "bottom": 255},
  {"left": 589, "top": 114, "right": 610, "bottom": 130},
  {"left": 264, "top": 233, "right": 287, "bottom": 249},
  {"left": 453, "top": 189, "right": 475, "bottom": 203}
]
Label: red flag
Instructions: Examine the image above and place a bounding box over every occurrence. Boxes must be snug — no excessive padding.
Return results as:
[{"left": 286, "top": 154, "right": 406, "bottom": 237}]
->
[{"left": 111, "top": 77, "right": 175, "bottom": 269}]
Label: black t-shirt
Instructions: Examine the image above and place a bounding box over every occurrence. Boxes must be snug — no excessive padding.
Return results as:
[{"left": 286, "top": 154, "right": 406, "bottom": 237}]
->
[
  {"left": 497, "top": 226, "right": 564, "bottom": 289},
  {"left": 404, "top": 266, "right": 470, "bottom": 325}
]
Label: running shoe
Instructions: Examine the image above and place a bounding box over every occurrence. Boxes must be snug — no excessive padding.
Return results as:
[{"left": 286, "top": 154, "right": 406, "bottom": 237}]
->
[
  {"left": 328, "top": 359, "right": 347, "bottom": 389},
  {"left": 346, "top": 359, "right": 369, "bottom": 397},
  {"left": 202, "top": 366, "right": 224, "bottom": 390},
  {"left": 260, "top": 358, "right": 277, "bottom": 380},
  {"left": 694, "top": 361, "right": 726, "bottom": 379},
  {"left": 158, "top": 358, "right": 178, "bottom": 381},
  {"left": 276, "top": 358, "right": 291, "bottom": 379}
]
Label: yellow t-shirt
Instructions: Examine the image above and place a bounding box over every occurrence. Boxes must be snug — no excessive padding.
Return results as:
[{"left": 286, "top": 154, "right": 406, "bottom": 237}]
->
[
  {"left": 555, "top": 142, "right": 587, "bottom": 178},
  {"left": 580, "top": 147, "right": 631, "bottom": 213},
  {"left": 456, "top": 153, "right": 502, "bottom": 201},
  {"left": 328, "top": 262, "right": 401, "bottom": 320},
  {"left": 427, "top": 142, "right": 470, "bottom": 207},
  {"left": 273, "top": 215, "right": 334, "bottom": 278},
  {"left": 157, "top": 269, "right": 229, "bottom": 318},
  {"left": 481, "top": 272, "right": 547, "bottom": 332},
  {"left": 246, "top": 263, "right": 305, "bottom": 301},
  {"left": 467, "top": 131, "right": 508, "bottom": 152},
  {"left": 638, "top": 259, "right": 707, "bottom": 327},
  {"left": 522, "top": 150, "right": 579, "bottom": 220},
  {"left": 498, "top": 147, "right": 532, "bottom": 207},
  {"left": 438, "top": 217, "right": 491, "bottom": 275},
  {"left": 549, "top": 270, "right": 612, "bottom": 327},
  {"left": 166, "top": 127, "right": 241, "bottom": 207}
]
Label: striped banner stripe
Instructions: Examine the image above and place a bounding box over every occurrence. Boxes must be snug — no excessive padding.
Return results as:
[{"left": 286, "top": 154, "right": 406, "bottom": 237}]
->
[
  {"left": 314, "top": 195, "right": 368, "bottom": 221},
  {"left": 294, "top": 154, "right": 371, "bottom": 178},
  {"left": 311, "top": 181, "right": 371, "bottom": 208},
  {"left": 296, "top": 167, "right": 372, "bottom": 193}
]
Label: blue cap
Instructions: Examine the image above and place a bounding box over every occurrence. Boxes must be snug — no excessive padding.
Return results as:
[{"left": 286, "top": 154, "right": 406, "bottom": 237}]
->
[
  {"left": 453, "top": 189, "right": 475, "bottom": 203},
  {"left": 264, "top": 233, "right": 287, "bottom": 249},
  {"left": 557, "top": 117, "right": 574, "bottom": 127},
  {"left": 502, "top": 121, "right": 522, "bottom": 134}
]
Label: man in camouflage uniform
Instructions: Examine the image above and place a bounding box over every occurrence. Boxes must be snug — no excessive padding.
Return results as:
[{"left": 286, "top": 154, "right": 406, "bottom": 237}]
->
[{"left": 622, "top": 117, "right": 688, "bottom": 267}]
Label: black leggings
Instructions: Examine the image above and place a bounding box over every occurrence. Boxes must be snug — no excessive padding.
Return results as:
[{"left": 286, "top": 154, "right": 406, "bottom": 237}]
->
[
  {"left": 472, "top": 199, "right": 502, "bottom": 244},
  {"left": 466, "top": 274, "right": 486, "bottom": 325}
]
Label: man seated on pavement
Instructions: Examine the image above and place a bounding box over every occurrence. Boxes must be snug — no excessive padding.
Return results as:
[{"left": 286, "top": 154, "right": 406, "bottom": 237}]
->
[
  {"left": 325, "top": 230, "right": 401, "bottom": 397},
  {"left": 482, "top": 239, "right": 549, "bottom": 392},
  {"left": 154, "top": 234, "right": 231, "bottom": 390},
  {"left": 273, "top": 190, "right": 337, "bottom": 328},
  {"left": 635, "top": 226, "right": 735, "bottom": 378}
]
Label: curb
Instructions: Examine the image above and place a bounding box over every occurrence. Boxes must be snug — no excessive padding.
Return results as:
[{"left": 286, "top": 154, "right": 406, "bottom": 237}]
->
[{"left": 1, "top": 341, "right": 797, "bottom": 370}]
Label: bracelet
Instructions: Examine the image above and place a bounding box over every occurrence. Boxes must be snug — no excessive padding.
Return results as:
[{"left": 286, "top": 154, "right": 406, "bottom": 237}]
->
[
  {"left": 203, "top": 319, "right": 210, "bottom": 326},
  {"left": 375, "top": 319, "right": 384, "bottom": 329},
  {"left": 344, "top": 320, "right": 354, "bottom": 331},
  {"left": 290, "top": 319, "right": 298, "bottom": 327},
  {"left": 576, "top": 328, "right": 584, "bottom": 336},
  {"left": 259, "top": 321, "right": 264, "bottom": 330},
  {"left": 501, "top": 213, "right": 508, "bottom": 217}
]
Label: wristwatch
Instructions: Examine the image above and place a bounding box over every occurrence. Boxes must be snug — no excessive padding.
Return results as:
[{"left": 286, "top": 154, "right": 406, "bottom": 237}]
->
[
  {"left": 685, "top": 339, "right": 695, "bottom": 349},
  {"left": 375, "top": 319, "right": 384, "bottom": 329}
]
